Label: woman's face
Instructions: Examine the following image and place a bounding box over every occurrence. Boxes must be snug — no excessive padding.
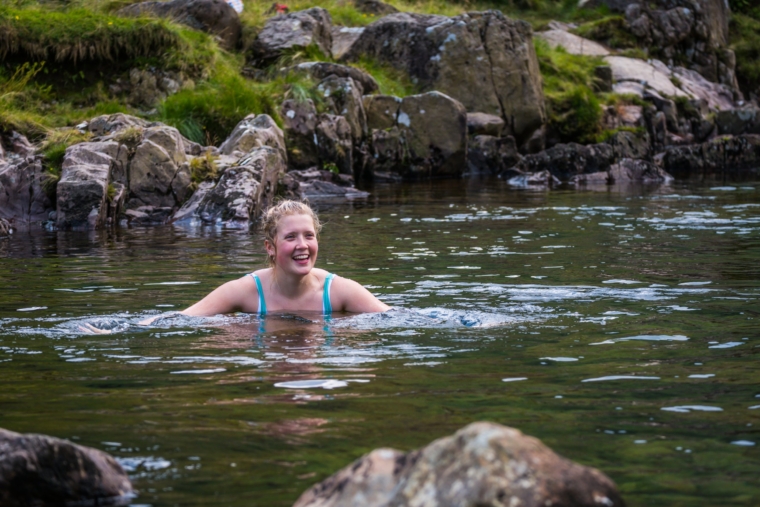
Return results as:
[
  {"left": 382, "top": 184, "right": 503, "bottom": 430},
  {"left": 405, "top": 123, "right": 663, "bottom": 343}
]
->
[{"left": 266, "top": 213, "right": 318, "bottom": 276}]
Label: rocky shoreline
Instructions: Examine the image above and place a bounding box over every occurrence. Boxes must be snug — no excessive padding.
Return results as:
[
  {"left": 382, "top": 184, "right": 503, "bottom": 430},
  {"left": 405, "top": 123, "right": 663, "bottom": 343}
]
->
[{"left": 2, "top": 0, "right": 759, "bottom": 237}]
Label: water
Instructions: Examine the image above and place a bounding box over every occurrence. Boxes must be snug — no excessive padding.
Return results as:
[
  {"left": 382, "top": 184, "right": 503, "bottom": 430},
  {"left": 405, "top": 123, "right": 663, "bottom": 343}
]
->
[{"left": 1, "top": 178, "right": 759, "bottom": 506}]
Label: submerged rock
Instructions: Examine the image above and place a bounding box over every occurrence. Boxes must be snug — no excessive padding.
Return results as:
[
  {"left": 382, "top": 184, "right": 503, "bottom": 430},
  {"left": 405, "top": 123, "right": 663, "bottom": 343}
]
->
[
  {"left": 467, "top": 135, "right": 521, "bottom": 175},
  {"left": 0, "top": 427, "right": 133, "bottom": 507},
  {"left": 282, "top": 168, "right": 369, "bottom": 200},
  {"left": 293, "top": 422, "right": 624, "bottom": 507},
  {"left": 508, "top": 142, "right": 615, "bottom": 182}
]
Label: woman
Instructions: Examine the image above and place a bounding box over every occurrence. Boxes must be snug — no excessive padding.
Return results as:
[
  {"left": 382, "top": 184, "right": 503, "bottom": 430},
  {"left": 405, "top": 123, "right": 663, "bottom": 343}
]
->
[{"left": 180, "top": 200, "right": 389, "bottom": 317}]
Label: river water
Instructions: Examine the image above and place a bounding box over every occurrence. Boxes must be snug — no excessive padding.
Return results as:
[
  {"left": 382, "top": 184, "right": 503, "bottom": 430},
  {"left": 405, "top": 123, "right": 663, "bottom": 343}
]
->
[{"left": 1, "top": 177, "right": 759, "bottom": 506}]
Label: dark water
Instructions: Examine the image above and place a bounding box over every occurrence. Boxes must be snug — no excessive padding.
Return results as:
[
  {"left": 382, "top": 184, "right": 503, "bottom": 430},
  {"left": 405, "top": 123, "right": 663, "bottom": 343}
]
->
[{"left": 1, "top": 178, "right": 759, "bottom": 506}]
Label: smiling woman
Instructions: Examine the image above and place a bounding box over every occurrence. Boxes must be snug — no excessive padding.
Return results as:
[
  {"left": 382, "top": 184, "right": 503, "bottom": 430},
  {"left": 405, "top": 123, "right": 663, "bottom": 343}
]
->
[{"left": 179, "top": 200, "right": 389, "bottom": 317}]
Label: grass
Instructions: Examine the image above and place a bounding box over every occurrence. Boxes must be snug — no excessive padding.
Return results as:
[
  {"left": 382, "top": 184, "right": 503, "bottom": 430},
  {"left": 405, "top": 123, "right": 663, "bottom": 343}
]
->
[
  {"left": 572, "top": 15, "right": 637, "bottom": 50},
  {"left": 730, "top": 12, "right": 760, "bottom": 97},
  {"left": 534, "top": 38, "right": 604, "bottom": 143}
]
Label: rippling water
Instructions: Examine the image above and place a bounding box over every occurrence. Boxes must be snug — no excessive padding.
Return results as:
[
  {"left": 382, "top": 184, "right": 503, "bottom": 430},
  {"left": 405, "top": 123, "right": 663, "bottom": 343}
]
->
[{"left": 1, "top": 178, "right": 759, "bottom": 506}]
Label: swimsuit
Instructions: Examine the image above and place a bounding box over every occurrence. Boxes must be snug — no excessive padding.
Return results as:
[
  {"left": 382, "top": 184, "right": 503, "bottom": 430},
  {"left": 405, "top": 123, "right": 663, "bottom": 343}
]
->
[{"left": 249, "top": 272, "right": 335, "bottom": 316}]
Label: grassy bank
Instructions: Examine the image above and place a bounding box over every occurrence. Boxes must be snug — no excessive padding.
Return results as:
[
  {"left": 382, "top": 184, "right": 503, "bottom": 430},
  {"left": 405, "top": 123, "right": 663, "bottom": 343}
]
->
[{"left": 1, "top": 0, "right": 757, "bottom": 151}]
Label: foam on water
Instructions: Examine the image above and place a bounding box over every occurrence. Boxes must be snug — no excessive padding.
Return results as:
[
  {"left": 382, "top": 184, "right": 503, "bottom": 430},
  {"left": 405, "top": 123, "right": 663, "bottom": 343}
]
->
[
  {"left": 661, "top": 405, "right": 723, "bottom": 413},
  {"left": 590, "top": 335, "right": 689, "bottom": 345}
]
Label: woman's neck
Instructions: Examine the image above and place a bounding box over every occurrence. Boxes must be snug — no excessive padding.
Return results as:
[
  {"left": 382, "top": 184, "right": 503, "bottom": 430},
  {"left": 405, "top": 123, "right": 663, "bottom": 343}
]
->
[{"left": 270, "top": 268, "right": 318, "bottom": 298}]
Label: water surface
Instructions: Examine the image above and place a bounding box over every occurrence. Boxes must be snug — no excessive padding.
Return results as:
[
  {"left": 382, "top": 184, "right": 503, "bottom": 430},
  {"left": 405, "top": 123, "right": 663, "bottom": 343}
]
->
[{"left": 1, "top": 178, "right": 759, "bottom": 506}]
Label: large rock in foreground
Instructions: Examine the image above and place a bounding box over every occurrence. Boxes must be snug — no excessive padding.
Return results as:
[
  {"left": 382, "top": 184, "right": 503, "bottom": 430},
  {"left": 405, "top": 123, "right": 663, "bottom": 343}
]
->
[
  {"left": 342, "top": 11, "right": 546, "bottom": 143},
  {"left": 0, "top": 427, "right": 133, "bottom": 507},
  {"left": 294, "top": 422, "right": 624, "bottom": 507}
]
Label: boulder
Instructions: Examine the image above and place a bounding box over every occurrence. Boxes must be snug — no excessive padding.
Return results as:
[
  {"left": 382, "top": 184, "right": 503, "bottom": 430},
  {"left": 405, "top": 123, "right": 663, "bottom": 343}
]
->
[
  {"left": 508, "top": 142, "right": 615, "bottom": 182},
  {"left": 672, "top": 66, "right": 734, "bottom": 112},
  {"left": 315, "top": 114, "right": 354, "bottom": 175},
  {"left": 0, "top": 156, "right": 54, "bottom": 225},
  {"left": 397, "top": 91, "right": 467, "bottom": 179},
  {"left": 56, "top": 142, "right": 121, "bottom": 230},
  {"left": 193, "top": 146, "right": 285, "bottom": 226},
  {"left": 1, "top": 131, "right": 35, "bottom": 159},
  {"left": 609, "top": 158, "right": 672, "bottom": 182},
  {"left": 658, "top": 134, "right": 760, "bottom": 180},
  {"left": 251, "top": 8, "right": 333, "bottom": 64},
  {"left": 219, "top": 114, "right": 286, "bottom": 162},
  {"left": 467, "top": 112, "right": 505, "bottom": 137},
  {"left": 281, "top": 99, "right": 320, "bottom": 169},
  {"left": 88, "top": 113, "right": 152, "bottom": 137},
  {"left": 118, "top": 0, "right": 241, "bottom": 50},
  {"left": 126, "top": 127, "right": 192, "bottom": 212},
  {"left": 364, "top": 95, "right": 402, "bottom": 131},
  {"left": 507, "top": 169, "right": 560, "bottom": 188},
  {"left": 316, "top": 75, "right": 368, "bottom": 141},
  {"left": 715, "top": 108, "right": 760, "bottom": 136},
  {"left": 0, "top": 427, "right": 133, "bottom": 507},
  {"left": 331, "top": 26, "right": 365, "bottom": 61},
  {"left": 605, "top": 129, "right": 651, "bottom": 160},
  {"left": 294, "top": 422, "right": 624, "bottom": 507},
  {"left": 604, "top": 56, "right": 687, "bottom": 98},
  {"left": 286, "top": 61, "right": 379, "bottom": 95},
  {"left": 368, "top": 126, "right": 407, "bottom": 175},
  {"left": 594, "top": 65, "right": 613, "bottom": 92},
  {"left": 342, "top": 11, "right": 546, "bottom": 143},
  {"left": 536, "top": 29, "right": 610, "bottom": 56},
  {"left": 467, "top": 135, "right": 521, "bottom": 174}
]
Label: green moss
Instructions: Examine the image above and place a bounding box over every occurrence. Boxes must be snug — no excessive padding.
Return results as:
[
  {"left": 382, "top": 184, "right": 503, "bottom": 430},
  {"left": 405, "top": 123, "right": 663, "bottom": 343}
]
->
[
  {"left": 596, "top": 126, "right": 645, "bottom": 143},
  {"left": 730, "top": 13, "right": 760, "bottom": 96},
  {"left": 572, "top": 16, "right": 637, "bottom": 49},
  {"left": 535, "top": 38, "right": 604, "bottom": 143},
  {"left": 190, "top": 149, "right": 219, "bottom": 189}
]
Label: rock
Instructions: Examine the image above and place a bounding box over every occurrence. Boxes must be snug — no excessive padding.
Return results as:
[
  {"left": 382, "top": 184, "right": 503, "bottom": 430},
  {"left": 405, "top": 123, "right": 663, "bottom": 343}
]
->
[
  {"left": 507, "top": 169, "right": 561, "bottom": 187},
  {"left": 368, "top": 126, "right": 407, "bottom": 175},
  {"left": 125, "top": 68, "right": 185, "bottom": 107},
  {"left": 283, "top": 168, "right": 370, "bottom": 200},
  {"left": 536, "top": 29, "right": 610, "bottom": 56},
  {"left": 604, "top": 56, "right": 687, "bottom": 98},
  {"left": 659, "top": 134, "right": 760, "bottom": 179},
  {"left": 0, "top": 427, "right": 133, "bottom": 507},
  {"left": 331, "top": 26, "right": 365, "bottom": 61},
  {"left": 286, "top": 61, "right": 379, "bottom": 94},
  {"left": 194, "top": 146, "right": 285, "bottom": 226},
  {"left": 617, "top": 105, "right": 644, "bottom": 128},
  {"left": 509, "top": 142, "right": 615, "bottom": 182},
  {"left": 642, "top": 89, "right": 678, "bottom": 132},
  {"left": 315, "top": 114, "right": 354, "bottom": 175},
  {"left": 605, "top": 129, "right": 651, "bottom": 160},
  {"left": 671, "top": 66, "right": 734, "bottom": 111},
  {"left": 127, "top": 127, "right": 191, "bottom": 212},
  {"left": 342, "top": 11, "right": 546, "bottom": 143},
  {"left": 294, "top": 422, "right": 624, "bottom": 507},
  {"left": 316, "top": 75, "right": 368, "bottom": 141},
  {"left": 715, "top": 108, "right": 760, "bottom": 136},
  {"left": 397, "top": 91, "right": 467, "bottom": 179},
  {"left": 281, "top": 99, "right": 320, "bottom": 169},
  {"left": 251, "top": 8, "right": 333, "bottom": 64},
  {"left": 467, "top": 135, "right": 521, "bottom": 174},
  {"left": 612, "top": 81, "right": 645, "bottom": 98},
  {"left": 0, "top": 217, "right": 11, "bottom": 237},
  {"left": 118, "top": 0, "right": 241, "bottom": 50},
  {"left": 467, "top": 113, "right": 505, "bottom": 137},
  {"left": 219, "top": 114, "right": 287, "bottom": 162},
  {"left": 125, "top": 206, "right": 174, "bottom": 225},
  {"left": 0, "top": 156, "right": 54, "bottom": 225},
  {"left": 88, "top": 113, "right": 152, "bottom": 137},
  {"left": 56, "top": 142, "right": 120, "bottom": 230},
  {"left": 354, "top": 0, "right": 398, "bottom": 16},
  {"left": 5, "top": 132, "right": 35, "bottom": 159},
  {"left": 172, "top": 180, "right": 215, "bottom": 222},
  {"left": 609, "top": 158, "right": 672, "bottom": 182},
  {"left": 364, "top": 95, "right": 402, "bottom": 131}
]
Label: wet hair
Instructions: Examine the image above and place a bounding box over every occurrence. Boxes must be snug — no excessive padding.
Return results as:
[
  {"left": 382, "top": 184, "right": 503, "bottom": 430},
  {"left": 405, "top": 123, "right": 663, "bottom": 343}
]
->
[{"left": 260, "top": 200, "right": 322, "bottom": 267}]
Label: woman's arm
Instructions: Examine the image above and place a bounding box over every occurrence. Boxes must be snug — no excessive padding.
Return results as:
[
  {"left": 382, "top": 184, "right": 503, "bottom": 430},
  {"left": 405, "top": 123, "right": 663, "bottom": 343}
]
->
[
  {"left": 332, "top": 276, "right": 390, "bottom": 313},
  {"left": 179, "top": 277, "right": 254, "bottom": 317}
]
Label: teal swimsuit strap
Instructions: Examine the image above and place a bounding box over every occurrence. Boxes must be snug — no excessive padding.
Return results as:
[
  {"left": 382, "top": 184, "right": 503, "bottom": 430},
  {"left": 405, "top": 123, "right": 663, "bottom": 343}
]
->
[
  {"left": 249, "top": 273, "right": 266, "bottom": 316},
  {"left": 323, "top": 273, "right": 335, "bottom": 316}
]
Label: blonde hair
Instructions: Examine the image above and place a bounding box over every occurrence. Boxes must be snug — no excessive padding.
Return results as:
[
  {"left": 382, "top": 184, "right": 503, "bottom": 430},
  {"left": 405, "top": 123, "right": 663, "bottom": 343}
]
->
[{"left": 260, "top": 200, "right": 322, "bottom": 267}]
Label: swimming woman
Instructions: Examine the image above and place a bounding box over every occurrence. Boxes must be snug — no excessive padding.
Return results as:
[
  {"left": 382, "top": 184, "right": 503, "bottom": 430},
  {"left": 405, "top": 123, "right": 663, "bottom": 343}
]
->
[
  {"left": 179, "top": 199, "right": 389, "bottom": 317},
  {"left": 82, "top": 200, "right": 388, "bottom": 333}
]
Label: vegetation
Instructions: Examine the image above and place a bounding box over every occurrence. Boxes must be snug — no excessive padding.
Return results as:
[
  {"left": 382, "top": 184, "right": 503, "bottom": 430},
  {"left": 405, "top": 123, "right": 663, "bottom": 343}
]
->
[
  {"left": 189, "top": 149, "right": 220, "bottom": 189},
  {"left": 730, "top": 10, "right": 760, "bottom": 98},
  {"left": 572, "top": 16, "right": 637, "bottom": 50},
  {"left": 534, "top": 38, "right": 603, "bottom": 143}
]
